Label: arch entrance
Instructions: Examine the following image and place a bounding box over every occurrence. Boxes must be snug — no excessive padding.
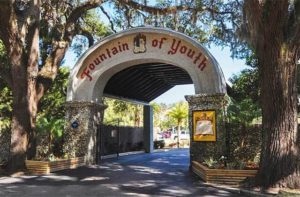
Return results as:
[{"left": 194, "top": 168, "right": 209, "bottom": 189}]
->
[{"left": 64, "top": 27, "right": 227, "bottom": 165}]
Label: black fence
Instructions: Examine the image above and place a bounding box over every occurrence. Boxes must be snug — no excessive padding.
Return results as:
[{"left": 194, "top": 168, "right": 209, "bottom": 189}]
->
[{"left": 97, "top": 125, "right": 144, "bottom": 158}]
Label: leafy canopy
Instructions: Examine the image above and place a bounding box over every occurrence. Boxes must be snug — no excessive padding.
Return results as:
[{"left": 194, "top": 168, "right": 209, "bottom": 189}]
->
[
  {"left": 168, "top": 101, "right": 188, "bottom": 126},
  {"left": 227, "top": 68, "right": 261, "bottom": 125}
]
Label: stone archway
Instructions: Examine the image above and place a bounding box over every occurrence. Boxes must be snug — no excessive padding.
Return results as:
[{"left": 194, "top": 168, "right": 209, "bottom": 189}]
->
[{"left": 64, "top": 27, "right": 227, "bottom": 165}]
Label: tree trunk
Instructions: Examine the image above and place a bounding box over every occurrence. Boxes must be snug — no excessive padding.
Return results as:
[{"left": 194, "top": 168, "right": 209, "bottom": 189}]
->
[
  {"left": 134, "top": 106, "right": 141, "bottom": 127},
  {"left": 8, "top": 5, "right": 40, "bottom": 171},
  {"left": 242, "top": 0, "right": 300, "bottom": 189},
  {"left": 8, "top": 54, "right": 39, "bottom": 172},
  {"left": 9, "top": 52, "right": 30, "bottom": 171},
  {"left": 177, "top": 122, "right": 181, "bottom": 148},
  {"left": 26, "top": 77, "right": 38, "bottom": 160},
  {"left": 26, "top": 25, "right": 40, "bottom": 160},
  {"left": 257, "top": 46, "right": 300, "bottom": 189}
]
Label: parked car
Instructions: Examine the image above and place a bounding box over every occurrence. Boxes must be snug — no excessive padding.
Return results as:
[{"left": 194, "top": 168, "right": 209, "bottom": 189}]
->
[
  {"left": 179, "top": 130, "right": 190, "bottom": 140},
  {"left": 162, "top": 131, "right": 171, "bottom": 138},
  {"left": 156, "top": 132, "right": 164, "bottom": 140},
  {"left": 154, "top": 140, "right": 165, "bottom": 149},
  {"left": 173, "top": 130, "right": 190, "bottom": 140}
]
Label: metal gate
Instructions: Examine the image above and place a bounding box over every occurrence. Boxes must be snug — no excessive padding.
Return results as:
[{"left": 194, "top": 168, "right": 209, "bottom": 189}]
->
[
  {"left": 96, "top": 124, "right": 120, "bottom": 163},
  {"left": 96, "top": 124, "right": 144, "bottom": 163}
]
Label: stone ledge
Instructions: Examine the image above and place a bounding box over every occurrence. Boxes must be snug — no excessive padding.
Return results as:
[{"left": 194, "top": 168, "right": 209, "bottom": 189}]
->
[
  {"left": 185, "top": 93, "right": 229, "bottom": 106},
  {"left": 65, "top": 101, "right": 107, "bottom": 109},
  {"left": 278, "top": 189, "right": 300, "bottom": 197}
]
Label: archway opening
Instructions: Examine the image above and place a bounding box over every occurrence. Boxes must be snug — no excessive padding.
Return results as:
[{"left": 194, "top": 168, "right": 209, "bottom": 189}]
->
[{"left": 99, "top": 62, "right": 193, "bottom": 159}]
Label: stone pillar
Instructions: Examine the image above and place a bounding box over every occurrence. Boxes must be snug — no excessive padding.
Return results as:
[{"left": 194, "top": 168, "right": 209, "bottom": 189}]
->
[
  {"left": 143, "top": 105, "right": 154, "bottom": 153},
  {"left": 185, "top": 94, "right": 228, "bottom": 165},
  {"left": 63, "top": 101, "right": 107, "bottom": 164}
]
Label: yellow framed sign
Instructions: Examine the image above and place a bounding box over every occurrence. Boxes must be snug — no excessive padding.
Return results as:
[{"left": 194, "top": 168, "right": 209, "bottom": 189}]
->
[{"left": 192, "top": 110, "right": 216, "bottom": 142}]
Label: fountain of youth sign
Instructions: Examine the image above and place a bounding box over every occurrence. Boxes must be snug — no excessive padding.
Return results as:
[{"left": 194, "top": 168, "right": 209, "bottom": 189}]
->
[
  {"left": 78, "top": 33, "right": 209, "bottom": 81},
  {"left": 68, "top": 27, "right": 226, "bottom": 103}
]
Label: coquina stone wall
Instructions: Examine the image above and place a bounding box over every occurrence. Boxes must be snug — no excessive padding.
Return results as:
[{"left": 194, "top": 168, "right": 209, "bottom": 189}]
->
[
  {"left": 0, "top": 128, "right": 10, "bottom": 163},
  {"left": 186, "top": 93, "right": 229, "bottom": 164},
  {"left": 63, "top": 101, "right": 106, "bottom": 164}
]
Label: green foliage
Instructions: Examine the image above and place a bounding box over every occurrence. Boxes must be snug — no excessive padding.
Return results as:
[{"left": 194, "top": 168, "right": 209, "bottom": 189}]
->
[
  {"left": 38, "top": 67, "right": 69, "bottom": 120},
  {"left": 82, "top": 10, "right": 112, "bottom": 38},
  {"left": 0, "top": 66, "right": 68, "bottom": 160},
  {"left": 297, "top": 65, "right": 300, "bottom": 97},
  {"left": 104, "top": 99, "right": 188, "bottom": 130},
  {"left": 0, "top": 78, "right": 12, "bottom": 132},
  {"left": 151, "top": 102, "right": 161, "bottom": 114},
  {"left": 36, "top": 117, "right": 64, "bottom": 139},
  {"left": 0, "top": 85, "right": 12, "bottom": 131},
  {"left": 0, "top": 74, "right": 12, "bottom": 162},
  {"left": 225, "top": 69, "right": 262, "bottom": 166},
  {"left": 226, "top": 160, "right": 247, "bottom": 170},
  {"left": 0, "top": 41, "right": 12, "bottom": 163},
  {"left": 35, "top": 115, "right": 65, "bottom": 160},
  {"left": 103, "top": 98, "right": 143, "bottom": 127},
  {"left": 161, "top": 118, "right": 176, "bottom": 130},
  {"left": 0, "top": 40, "right": 9, "bottom": 69},
  {"left": 150, "top": 101, "right": 189, "bottom": 131},
  {"left": 228, "top": 69, "right": 261, "bottom": 125},
  {"left": 108, "top": 0, "right": 249, "bottom": 58},
  {"left": 226, "top": 123, "right": 262, "bottom": 164},
  {"left": 36, "top": 116, "right": 64, "bottom": 159},
  {"left": 203, "top": 157, "right": 218, "bottom": 168},
  {"left": 112, "top": 100, "right": 129, "bottom": 114},
  {"left": 71, "top": 10, "right": 112, "bottom": 57},
  {"left": 227, "top": 98, "right": 261, "bottom": 125},
  {"left": 229, "top": 69, "right": 260, "bottom": 104},
  {"left": 35, "top": 67, "right": 69, "bottom": 159},
  {"left": 168, "top": 101, "right": 188, "bottom": 128},
  {"left": 151, "top": 102, "right": 170, "bottom": 130}
]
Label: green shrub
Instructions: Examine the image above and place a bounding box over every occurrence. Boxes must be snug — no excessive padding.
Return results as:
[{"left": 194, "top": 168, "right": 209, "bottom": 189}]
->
[
  {"left": 36, "top": 117, "right": 65, "bottom": 160},
  {"left": 203, "top": 157, "right": 218, "bottom": 168}
]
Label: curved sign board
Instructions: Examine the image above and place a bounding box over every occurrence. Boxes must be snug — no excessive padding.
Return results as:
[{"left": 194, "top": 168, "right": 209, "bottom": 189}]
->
[{"left": 67, "top": 27, "right": 226, "bottom": 102}]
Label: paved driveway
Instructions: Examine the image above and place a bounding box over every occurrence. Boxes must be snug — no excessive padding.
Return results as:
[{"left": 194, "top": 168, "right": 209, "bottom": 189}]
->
[{"left": 0, "top": 149, "right": 240, "bottom": 197}]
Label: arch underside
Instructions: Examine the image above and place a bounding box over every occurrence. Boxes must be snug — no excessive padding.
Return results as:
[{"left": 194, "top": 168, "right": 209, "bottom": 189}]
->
[{"left": 104, "top": 63, "right": 193, "bottom": 102}]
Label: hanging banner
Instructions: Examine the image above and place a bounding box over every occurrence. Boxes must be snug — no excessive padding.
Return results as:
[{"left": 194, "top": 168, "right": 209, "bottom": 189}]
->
[{"left": 193, "top": 110, "right": 216, "bottom": 142}]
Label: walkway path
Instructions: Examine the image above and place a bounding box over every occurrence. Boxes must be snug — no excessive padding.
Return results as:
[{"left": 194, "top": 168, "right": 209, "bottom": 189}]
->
[{"left": 0, "top": 149, "right": 240, "bottom": 197}]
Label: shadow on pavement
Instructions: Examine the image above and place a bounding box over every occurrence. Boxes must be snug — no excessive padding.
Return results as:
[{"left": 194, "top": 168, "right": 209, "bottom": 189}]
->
[{"left": 0, "top": 149, "right": 239, "bottom": 197}]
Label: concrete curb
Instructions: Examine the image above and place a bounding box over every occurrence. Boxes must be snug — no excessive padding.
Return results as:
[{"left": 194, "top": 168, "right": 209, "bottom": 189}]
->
[
  {"left": 201, "top": 181, "right": 300, "bottom": 196},
  {"left": 277, "top": 189, "right": 300, "bottom": 197},
  {"left": 153, "top": 148, "right": 173, "bottom": 153},
  {"left": 100, "top": 148, "right": 174, "bottom": 159},
  {"left": 239, "top": 188, "right": 275, "bottom": 197},
  {"left": 201, "top": 182, "right": 276, "bottom": 197},
  {"left": 100, "top": 150, "right": 145, "bottom": 159}
]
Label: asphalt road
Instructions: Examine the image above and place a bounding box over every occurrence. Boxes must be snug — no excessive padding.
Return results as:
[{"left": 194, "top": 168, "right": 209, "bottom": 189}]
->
[{"left": 0, "top": 149, "right": 241, "bottom": 197}]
